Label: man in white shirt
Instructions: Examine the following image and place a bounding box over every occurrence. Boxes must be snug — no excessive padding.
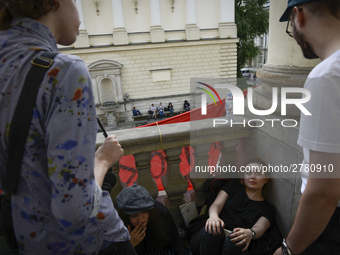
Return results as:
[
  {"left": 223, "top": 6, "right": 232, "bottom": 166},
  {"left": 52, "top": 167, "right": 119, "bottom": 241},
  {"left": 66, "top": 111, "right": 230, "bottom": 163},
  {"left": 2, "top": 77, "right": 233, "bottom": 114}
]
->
[
  {"left": 150, "top": 104, "right": 157, "bottom": 119},
  {"left": 274, "top": 1, "right": 340, "bottom": 254}
]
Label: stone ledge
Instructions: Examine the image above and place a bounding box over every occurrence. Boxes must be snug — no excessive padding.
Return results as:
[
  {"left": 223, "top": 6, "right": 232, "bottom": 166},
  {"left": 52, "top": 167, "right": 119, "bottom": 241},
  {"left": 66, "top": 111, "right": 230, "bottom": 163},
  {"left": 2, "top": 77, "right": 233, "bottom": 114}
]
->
[{"left": 96, "top": 116, "right": 252, "bottom": 155}]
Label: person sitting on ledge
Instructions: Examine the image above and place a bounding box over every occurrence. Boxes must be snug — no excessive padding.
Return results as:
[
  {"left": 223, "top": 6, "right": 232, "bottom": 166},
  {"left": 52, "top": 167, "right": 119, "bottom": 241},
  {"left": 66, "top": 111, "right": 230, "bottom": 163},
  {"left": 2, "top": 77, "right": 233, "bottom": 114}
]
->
[
  {"left": 133, "top": 107, "right": 142, "bottom": 116},
  {"left": 117, "top": 184, "right": 189, "bottom": 255},
  {"left": 158, "top": 102, "right": 164, "bottom": 119},
  {"left": 191, "top": 158, "right": 276, "bottom": 255},
  {"left": 168, "top": 102, "right": 174, "bottom": 116},
  {"left": 150, "top": 104, "right": 157, "bottom": 119},
  {"left": 184, "top": 100, "right": 190, "bottom": 111}
]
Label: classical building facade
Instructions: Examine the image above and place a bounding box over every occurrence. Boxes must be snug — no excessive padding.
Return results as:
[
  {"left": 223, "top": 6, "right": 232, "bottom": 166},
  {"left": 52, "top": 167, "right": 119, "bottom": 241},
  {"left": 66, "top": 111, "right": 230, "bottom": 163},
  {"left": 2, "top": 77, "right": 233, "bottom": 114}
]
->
[{"left": 59, "top": 0, "right": 238, "bottom": 126}]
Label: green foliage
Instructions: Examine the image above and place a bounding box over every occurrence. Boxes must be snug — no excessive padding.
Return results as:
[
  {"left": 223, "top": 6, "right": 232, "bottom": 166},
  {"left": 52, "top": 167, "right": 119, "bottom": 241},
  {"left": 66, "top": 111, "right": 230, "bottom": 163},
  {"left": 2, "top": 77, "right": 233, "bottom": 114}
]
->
[{"left": 235, "top": 0, "right": 269, "bottom": 77}]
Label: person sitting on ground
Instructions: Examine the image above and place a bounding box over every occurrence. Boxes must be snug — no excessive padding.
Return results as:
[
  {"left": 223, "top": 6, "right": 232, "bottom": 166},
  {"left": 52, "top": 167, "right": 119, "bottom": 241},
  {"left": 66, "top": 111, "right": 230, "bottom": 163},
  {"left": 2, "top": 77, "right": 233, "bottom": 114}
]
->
[
  {"left": 117, "top": 184, "right": 189, "bottom": 255},
  {"left": 168, "top": 102, "right": 174, "bottom": 116},
  {"left": 133, "top": 107, "right": 142, "bottom": 116},
  {"left": 150, "top": 104, "right": 157, "bottom": 119},
  {"left": 191, "top": 158, "right": 276, "bottom": 255},
  {"left": 184, "top": 100, "right": 190, "bottom": 111},
  {"left": 158, "top": 102, "right": 164, "bottom": 119}
]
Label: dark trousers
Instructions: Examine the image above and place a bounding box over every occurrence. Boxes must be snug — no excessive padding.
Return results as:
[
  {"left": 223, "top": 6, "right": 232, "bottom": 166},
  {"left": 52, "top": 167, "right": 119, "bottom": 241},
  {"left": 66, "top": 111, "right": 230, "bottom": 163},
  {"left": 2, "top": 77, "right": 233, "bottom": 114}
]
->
[
  {"left": 191, "top": 226, "right": 247, "bottom": 255},
  {"left": 304, "top": 207, "right": 340, "bottom": 255},
  {"left": 98, "top": 241, "right": 136, "bottom": 255},
  {"left": 159, "top": 111, "right": 164, "bottom": 119},
  {"left": 133, "top": 110, "right": 142, "bottom": 116}
]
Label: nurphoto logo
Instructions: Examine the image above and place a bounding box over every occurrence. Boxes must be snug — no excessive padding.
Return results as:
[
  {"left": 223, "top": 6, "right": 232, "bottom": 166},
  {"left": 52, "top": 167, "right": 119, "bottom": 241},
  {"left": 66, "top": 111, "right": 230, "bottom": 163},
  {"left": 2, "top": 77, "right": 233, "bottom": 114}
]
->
[
  {"left": 196, "top": 82, "right": 222, "bottom": 115},
  {"left": 198, "top": 82, "right": 312, "bottom": 128}
]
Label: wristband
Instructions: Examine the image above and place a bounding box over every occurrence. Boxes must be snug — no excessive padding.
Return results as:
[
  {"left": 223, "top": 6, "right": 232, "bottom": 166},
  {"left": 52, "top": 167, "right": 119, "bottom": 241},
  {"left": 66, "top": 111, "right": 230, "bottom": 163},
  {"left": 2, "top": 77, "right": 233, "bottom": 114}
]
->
[
  {"left": 250, "top": 228, "right": 256, "bottom": 240},
  {"left": 281, "top": 238, "right": 292, "bottom": 255}
]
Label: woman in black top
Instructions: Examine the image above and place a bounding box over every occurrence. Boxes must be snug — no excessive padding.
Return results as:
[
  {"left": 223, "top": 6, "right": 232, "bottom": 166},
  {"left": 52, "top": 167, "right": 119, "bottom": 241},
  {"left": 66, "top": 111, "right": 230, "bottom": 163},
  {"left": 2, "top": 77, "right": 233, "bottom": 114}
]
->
[
  {"left": 117, "top": 184, "right": 189, "bottom": 255},
  {"left": 168, "top": 102, "right": 174, "bottom": 116},
  {"left": 191, "top": 159, "right": 275, "bottom": 255},
  {"left": 184, "top": 100, "right": 190, "bottom": 111}
]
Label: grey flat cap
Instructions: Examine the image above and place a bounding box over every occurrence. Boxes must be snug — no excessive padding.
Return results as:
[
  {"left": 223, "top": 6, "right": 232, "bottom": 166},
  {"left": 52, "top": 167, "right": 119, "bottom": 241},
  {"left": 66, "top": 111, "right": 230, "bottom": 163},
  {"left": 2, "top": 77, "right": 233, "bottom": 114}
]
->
[{"left": 116, "top": 184, "right": 155, "bottom": 215}]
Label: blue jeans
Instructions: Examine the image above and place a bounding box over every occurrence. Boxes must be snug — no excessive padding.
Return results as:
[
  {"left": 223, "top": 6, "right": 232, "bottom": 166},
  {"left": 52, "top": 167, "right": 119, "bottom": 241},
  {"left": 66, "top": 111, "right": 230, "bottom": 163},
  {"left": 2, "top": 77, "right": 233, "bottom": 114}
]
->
[
  {"left": 169, "top": 109, "right": 173, "bottom": 116},
  {"left": 159, "top": 111, "right": 164, "bottom": 119},
  {"left": 191, "top": 226, "right": 247, "bottom": 255},
  {"left": 304, "top": 207, "right": 340, "bottom": 255}
]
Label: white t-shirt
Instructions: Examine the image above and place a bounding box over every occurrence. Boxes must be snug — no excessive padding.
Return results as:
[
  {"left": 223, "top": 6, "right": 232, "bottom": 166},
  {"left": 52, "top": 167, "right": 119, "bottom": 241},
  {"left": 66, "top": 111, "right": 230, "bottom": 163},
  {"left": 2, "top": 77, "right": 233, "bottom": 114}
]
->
[
  {"left": 151, "top": 106, "right": 156, "bottom": 111},
  {"left": 297, "top": 49, "right": 340, "bottom": 200}
]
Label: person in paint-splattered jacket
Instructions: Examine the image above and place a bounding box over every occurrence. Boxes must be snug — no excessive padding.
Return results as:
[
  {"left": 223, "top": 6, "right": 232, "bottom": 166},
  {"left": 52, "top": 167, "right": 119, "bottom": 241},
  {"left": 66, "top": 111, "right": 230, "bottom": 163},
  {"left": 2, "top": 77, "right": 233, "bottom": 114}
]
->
[{"left": 0, "top": 1, "right": 132, "bottom": 254}]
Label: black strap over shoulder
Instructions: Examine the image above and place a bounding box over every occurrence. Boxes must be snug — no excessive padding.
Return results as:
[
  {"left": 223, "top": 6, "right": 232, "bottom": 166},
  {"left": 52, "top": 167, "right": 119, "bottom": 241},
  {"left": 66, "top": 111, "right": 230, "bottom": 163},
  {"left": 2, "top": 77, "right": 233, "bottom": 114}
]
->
[{"left": 4, "top": 52, "right": 58, "bottom": 195}]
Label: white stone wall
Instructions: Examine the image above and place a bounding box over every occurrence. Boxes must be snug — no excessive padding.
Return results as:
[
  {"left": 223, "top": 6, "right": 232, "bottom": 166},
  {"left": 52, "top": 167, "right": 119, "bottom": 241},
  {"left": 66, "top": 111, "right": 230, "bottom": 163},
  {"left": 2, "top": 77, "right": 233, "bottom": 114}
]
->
[
  {"left": 62, "top": 39, "right": 238, "bottom": 102},
  {"left": 59, "top": 0, "right": 237, "bottom": 49}
]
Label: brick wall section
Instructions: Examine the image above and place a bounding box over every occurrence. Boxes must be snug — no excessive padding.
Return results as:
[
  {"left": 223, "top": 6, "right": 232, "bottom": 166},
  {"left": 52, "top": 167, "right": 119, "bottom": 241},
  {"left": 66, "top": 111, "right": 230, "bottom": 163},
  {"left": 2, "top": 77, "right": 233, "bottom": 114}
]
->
[
  {"left": 219, "top": 44, "right": 237, "bottom": 78},
  {"left": 62, "top": 39, "right": 239, "bottom": 100}
]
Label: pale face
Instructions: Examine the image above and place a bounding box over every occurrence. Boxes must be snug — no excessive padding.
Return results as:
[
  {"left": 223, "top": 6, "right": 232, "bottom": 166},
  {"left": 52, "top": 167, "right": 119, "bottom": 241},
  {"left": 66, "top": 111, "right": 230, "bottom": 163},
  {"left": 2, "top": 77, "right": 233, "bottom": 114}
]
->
[
  {"left": 129, "top": 211, "right": 149, "bottom": 227},
  {"left": 291, "top": 11, "right": 318, "bottom": 59},
  {"left": 243, "top": 163, "right": 268, "bottom": 191},
  {"left": 55, "top": 0, "right": 81, "bottom": 45}
]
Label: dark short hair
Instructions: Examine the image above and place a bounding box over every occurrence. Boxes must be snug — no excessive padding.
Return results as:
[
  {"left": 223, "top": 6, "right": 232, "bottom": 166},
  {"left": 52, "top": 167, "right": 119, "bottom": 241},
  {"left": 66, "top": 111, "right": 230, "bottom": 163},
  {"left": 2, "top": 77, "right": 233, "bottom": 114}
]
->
[
  {"left": 304, "top": 0, "right": 340, "bottom": 19},
  {"left": 0, "top": 0, "right": 56, "bottom": 30}
]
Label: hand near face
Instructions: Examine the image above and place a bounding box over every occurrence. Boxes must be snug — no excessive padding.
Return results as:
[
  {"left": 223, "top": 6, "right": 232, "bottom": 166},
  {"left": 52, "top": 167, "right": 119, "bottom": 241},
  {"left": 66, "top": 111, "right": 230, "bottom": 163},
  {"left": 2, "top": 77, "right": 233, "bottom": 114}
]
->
[
  {"left": 128, "top": 223, "right": 146, "bottom": 247},
  {"left": 229, "top": 228, "right": 252, "bottom": 251}
]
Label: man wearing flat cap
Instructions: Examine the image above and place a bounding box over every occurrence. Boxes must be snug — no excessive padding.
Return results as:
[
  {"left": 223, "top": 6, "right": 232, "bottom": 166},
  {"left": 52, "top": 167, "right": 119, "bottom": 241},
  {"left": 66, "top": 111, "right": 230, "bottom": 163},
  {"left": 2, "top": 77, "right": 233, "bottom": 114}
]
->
[{"left": 275, "top": 0, "right": 340, "bottom": 255}]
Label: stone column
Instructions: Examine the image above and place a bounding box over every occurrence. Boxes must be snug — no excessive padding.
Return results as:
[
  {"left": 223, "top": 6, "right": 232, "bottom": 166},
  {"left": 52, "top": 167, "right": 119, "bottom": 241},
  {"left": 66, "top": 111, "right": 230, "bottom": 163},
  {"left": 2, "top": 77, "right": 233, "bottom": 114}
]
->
[
  {"left": 149, "top": 0, "right": 165, "bottom": 43},
  {"left": 189, "top": 143, "right": 212, "bottom": 206},
  {"left": 95, "top": 75, "right": 103, "bottom": 104},
  {"left": 116, "top": 74, "right": 124, "bottom": 102},
  {"left": 218, "top": 0, "right": 237, "bottom": 38},
  {"left": 74, "top": 0, "right": 90, "bottom": 48},
  {"left": 185, "top": 0, "right": 200, "bottom": 41},
  {"left": 134, "top": 152, "right": 159, "bottom": 199},
  {"left": 254, "top": 0, "right": 320, "bottom": 117},
  {"left": 162, "top": 148, "right": 188, "bottom": 226},
  {"left": 111, "top": 0, "right": 129, "bottom": 45}
]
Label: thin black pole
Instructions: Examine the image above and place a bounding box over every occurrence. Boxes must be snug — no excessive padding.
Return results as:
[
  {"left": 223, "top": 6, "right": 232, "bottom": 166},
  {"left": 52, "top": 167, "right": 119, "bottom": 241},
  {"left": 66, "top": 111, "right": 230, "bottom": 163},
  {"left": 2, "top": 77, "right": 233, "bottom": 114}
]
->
[{"left": 97, "top": 118, "right": 108, "bottom": 138}]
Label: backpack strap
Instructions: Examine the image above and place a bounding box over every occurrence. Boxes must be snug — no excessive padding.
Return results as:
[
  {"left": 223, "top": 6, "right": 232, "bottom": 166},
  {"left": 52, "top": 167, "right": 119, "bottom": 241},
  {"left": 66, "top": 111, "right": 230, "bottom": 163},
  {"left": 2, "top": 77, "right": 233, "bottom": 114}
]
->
[{"left": 4, "top": 52, "right": 58, "bottom": 195}]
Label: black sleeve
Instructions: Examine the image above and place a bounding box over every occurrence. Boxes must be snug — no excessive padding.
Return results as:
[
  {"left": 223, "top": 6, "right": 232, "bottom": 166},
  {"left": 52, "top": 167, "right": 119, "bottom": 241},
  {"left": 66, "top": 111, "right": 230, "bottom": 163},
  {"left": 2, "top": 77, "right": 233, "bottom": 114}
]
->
[
  {"left": 261, "top": 203, "right": 276, "bottom": 228},
  {"left": 221, "top": 179, "right": 240, "bottom": 197},
  {"left": 155, "top": 202, "right": 189, "bottom": 255}
]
